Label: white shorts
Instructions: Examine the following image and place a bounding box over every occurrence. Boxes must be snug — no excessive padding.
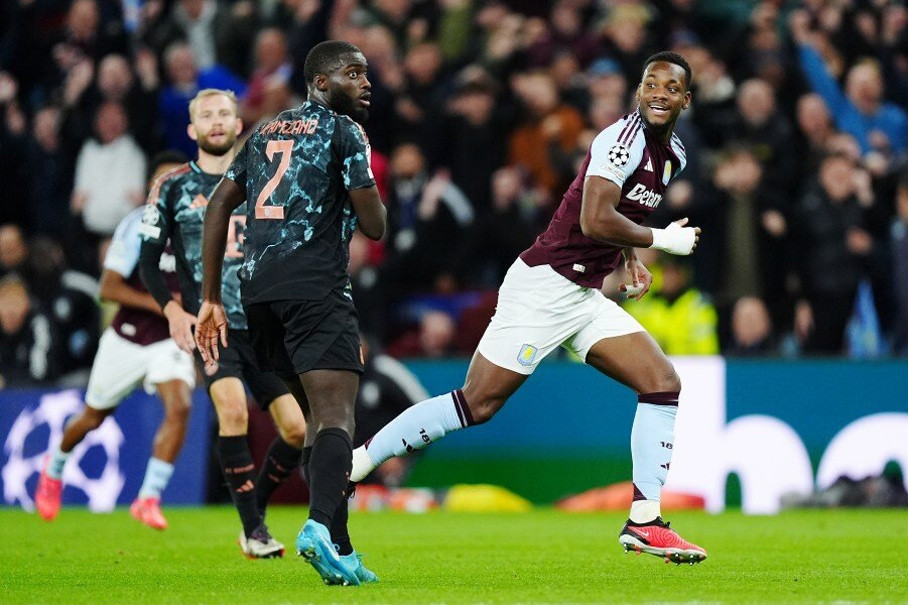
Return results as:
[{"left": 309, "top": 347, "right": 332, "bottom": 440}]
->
[
  {"left": 477, "top": 258, "right": 645, "bottom": 375},
  {"left": 85, "top": 328, "right": 197, "bottom": 410}
]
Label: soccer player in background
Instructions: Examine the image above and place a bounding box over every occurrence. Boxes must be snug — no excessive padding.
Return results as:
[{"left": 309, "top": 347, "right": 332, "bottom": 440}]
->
[
  {"left": 138, "top": 90, "right": 306, "bottom": 559},
  {"left": 36, "top": 151, "right": 196, "bottom": 530},
  {"left": 349, "top": 51, "right": 709, "bottom": 565},
  {"left": 194, "top": 41, "right": 386, "bottom": 586}
]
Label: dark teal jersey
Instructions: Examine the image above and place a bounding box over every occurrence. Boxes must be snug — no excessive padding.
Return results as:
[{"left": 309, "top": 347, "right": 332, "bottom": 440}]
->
[
  {"left": 139, "top": 161, "right": 249, "bottom": 329},
  {"left": 225, "top": 100, "right": 375, "bottom": 303}
]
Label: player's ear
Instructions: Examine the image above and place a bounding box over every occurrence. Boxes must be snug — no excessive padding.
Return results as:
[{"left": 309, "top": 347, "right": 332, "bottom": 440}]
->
[
  {"left": 682, "top": 91, "right": 692, "bottom": 111},
  {"left": 187, "top": 123, "right": 198, "bottom": 142},
  {"left": 234, "top": 118, "right": 243, "bottom": 135},
  {"left": 314, "top": 73, "right": 329, "bottom": 92}
]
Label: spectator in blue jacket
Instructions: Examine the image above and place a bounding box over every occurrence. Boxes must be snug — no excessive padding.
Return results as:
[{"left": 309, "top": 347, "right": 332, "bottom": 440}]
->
[
  {"left": 158, "top": 42, "right": 246, "bottom": 157},
  {"left": 791, "top": 10, "right": 907, "bottom": 155}
]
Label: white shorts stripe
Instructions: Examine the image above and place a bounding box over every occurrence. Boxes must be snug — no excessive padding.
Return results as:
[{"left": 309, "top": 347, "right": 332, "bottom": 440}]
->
[{"left": 477, "top": 259, "right": 645, "bottom": 375}]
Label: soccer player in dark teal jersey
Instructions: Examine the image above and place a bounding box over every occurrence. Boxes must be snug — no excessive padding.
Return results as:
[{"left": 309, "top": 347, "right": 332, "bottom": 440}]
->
[
  {"left": 195, "top": 41, "right": 386, "bottom": 586},
  {"left": 139, "top": 90, "right": 308, "bottom": 559}
]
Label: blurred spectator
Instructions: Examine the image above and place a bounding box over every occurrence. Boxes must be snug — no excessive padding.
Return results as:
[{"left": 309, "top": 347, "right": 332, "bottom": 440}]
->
[
  {"left": 436, "top": 67, "right": 509, "bottom": 214},
  {"left": 731, "top": 78, "right": 797, "bottom": 197},
  {"left": 450, "top": 166, "right": 544, "bottom": 289},
  {"left": 794, "top": 92, "right": 837, "bottom": 179},
  {"left": 0, "top": 276, "right": 59, "bottom": 388},
  {"left": 349, "top": 231, "right": 388, "bottom": 344},
  {"left": 158, "top": 41, "right": 246, "bottom": 157},
  {"left": 509, "top": 70, "right": 584, "bottom": 198},
  {"left": 51, "top": 0, "right": 128, "bottom": 71},
  {"left": 601, "top": 3, "right": 654, "bottom": 86},
  {"left": 393, "top": 42, "right": 448, "bottom": 149},
  {"left": 793, "top": 153, "right": 871, "bottom": 354},
  {"left": 354, "top": 334, "right": 429, "bottom": 487},
  {"left": 382, "top": 143, "right": 474, "bottom": 295},
  {"left": 0, "top": 72, "right": 29, "bottom": 227},
  {"left": 21, "top": 237, "right": 100, "bottom": 386},
  {"left": 623, "top": 253, "right": 719, "bottom": 355},
  {"left": 685, "top": 47, "right": 737, "bottom": 149},
  {"left": 0, "top": 224, "right": 28, "bottom": 278},
  {"left": 62, "top": 52, "right": 162, "bottom": 155},
  {"left": 585, "top": 57, "right": 629, "bottom": 113},
  {"left": 143, "top": 0, "right": 257, "bottom": 77},
  {"left": 525, "top": 0, "right": 599, "bottom": 69},
  {"left": 699, "top": 147, "right": 789, "bottom": 329},
  {"left": 892, "top": 172, "right": 908, "bottom": 355},
  {"left": 386, "top": 309, "right": 458, "bottom": 359},
  {"left": 726, "top": 296, "right": 776, "bottom": 357},
  {"left": 791, "top": 10, "right": 908, "bottom": 155},
  {"left": 242, "top": 28, "right": 292, "bottom": 127},
  {"left": 71, "top": 101, "right": 146, "bottom": 273},
  {"left": 25, "top": 106, "right": 74, "bottom": 238}
]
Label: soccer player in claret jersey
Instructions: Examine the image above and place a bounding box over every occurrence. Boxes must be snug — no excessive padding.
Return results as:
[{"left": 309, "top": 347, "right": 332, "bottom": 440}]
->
[
  {"left": 194, "top": 41, "right": 386, "bottom": 585},
  {"left": 348, "top": 51, "right": 708, "bottom": 565},
  {"left": 138, "top": 89, "right": 307, "bottom": 559},
  {"left": 36, "top": 152, "right": 196, "bottom": 530}
]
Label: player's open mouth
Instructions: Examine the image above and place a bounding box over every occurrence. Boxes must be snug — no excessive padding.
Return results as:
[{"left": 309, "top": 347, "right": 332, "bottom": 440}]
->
[
  {"left": 648, "top": 104, "right": 669, "bottom": 116},
  {"left": 359, "top": 96, "right": 371, "bottom": 107}
]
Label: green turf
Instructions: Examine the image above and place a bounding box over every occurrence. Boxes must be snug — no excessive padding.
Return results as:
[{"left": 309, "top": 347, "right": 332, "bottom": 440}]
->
[{"left": 2, "top": 507, "right": 907, "bottom": 604}]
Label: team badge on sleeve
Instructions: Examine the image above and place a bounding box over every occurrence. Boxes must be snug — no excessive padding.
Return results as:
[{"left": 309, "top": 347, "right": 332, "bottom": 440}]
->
[
  {"left": 139, "top": 204, "right": 161, "bottom": 238},
  {"left": 142, "top": 204, "right": 160, "bottom": 225},
  {"left": 607, "top": 144, "right": 630, "bottom": 167}
]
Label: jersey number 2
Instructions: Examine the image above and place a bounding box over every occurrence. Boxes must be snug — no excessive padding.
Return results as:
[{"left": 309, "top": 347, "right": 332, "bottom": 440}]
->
[{"left": 255, "top": 140, "right": 293, "bottom": 219}]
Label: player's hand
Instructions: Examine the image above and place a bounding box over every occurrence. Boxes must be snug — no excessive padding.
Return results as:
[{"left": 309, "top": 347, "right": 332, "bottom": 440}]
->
[
  {"left": 620, "top": 256, "right": 653, "bottom": 300},
  {"left": 195, "top": 300, "right": 228, "bottom": 366},
  {"left": 164, "top": 300, "right": 197, "bottom": 354},
  {"left": 649, "top": 217, "right": 700, "bottom": 255}
]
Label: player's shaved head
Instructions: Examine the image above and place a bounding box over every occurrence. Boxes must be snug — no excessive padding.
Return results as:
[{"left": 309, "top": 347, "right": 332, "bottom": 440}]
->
[
  {"left": 642, "top": 51, "right": 692, "bottom": 90},
  {"left": 304, "top": 40, "right": 363, "bottom": 84}
]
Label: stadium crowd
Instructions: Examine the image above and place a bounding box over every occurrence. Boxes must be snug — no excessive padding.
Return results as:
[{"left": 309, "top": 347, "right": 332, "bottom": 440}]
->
[{"left": 2, "top": 0, "right": 908, "bottom": 388}]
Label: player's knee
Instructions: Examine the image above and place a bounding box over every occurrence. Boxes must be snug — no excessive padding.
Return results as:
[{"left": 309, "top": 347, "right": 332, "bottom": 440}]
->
[
  {"left": 216, "top": 402, "right": 248, "bottom": 432},
  {"left": 165, "top": 400, "right": 191, "bottom": 423},
  {"left": 647, "top": 368, "right": 681, "bottom": 396},
  {"left": 467, "top": 396, "right": 502, "bottom": 425},
  {"left": 279, "top": 421, "right": 306, "bottom": 447},
  {"left": 82, "top": 407, "right": 110, "bottom": 430}
]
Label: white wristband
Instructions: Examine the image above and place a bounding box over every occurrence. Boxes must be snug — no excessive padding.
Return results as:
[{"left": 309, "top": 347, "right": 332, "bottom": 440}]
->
[{"left": 649, "top": 223, "right": 696, "bottom": 255}]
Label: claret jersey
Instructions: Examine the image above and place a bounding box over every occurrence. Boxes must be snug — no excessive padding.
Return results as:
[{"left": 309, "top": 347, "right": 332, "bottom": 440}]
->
[
  {"left": 224, "top": 100, "right": 375, "bottom": 304},
  {"left": 521, "top": 110, "right": 687, "bottom": 288},
  {"left": 105, "top": 207, "right": 180, "bottom": 345}
]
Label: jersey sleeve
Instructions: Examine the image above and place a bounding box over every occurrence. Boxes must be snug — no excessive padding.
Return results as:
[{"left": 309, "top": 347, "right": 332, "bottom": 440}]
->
[
  {"left": 224, "top": 139, "right": 249, "bottom": 196},
  {"left": 138, "top": 174, "right": 176, "bottom": 310},
  {"left": 336, "top": 118, "right": 376, "bottom": 191},
  {"left": 585, "top": 118, "right": 646, "bottom": 187},
  {"left": 138, "top": 173, "right": 172, "bottom": 248},
  {"left": 103, "top": 208, "right": 143, "bottom": 277}
]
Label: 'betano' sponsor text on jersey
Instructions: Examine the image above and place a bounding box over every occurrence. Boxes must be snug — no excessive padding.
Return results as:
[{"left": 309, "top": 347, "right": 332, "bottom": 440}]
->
[
  {"left": 521, "top": 111, "right": 687, "bottom": 288},
  {"left": 140, "top": 162, "right": 248, "bottom": 329},
  {"left": 105, "top": 207, "right": 180, "bottom": 345},
  {"left": 225, "top": 100, "right": 375, "bottom": 304}
]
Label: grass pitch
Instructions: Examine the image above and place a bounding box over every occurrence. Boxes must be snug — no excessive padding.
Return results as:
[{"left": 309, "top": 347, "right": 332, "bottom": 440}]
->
[{"left": 2, "top": 507, "right": 906, "bottom": 604}]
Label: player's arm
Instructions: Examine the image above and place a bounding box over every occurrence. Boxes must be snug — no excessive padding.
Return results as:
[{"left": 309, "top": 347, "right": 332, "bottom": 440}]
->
[
  {"left": 99, "top": 268, "right": 162, "bottom": 315},
  {"left": 350, "top": 186, "right": 386, "bottom": 240},
  {"left": 196, "top": 176, "right": 245, "bottom": 362},
  {"left": 581, "top": 177, "right": 698, "bottom": 255},
  {"left": 104, "top": 209, "right": 166, "bottom": 315},
  {"left": 581, "top": 127, "right": 699, "bottom": 255},
  {"left": 137, "top": 181, "right": 197, "bottom": 352},
  {"left": 339, "top": 119, "right": 386, "bottom": 240},
  {"left": 200, "top": 177, "right": 246, "bottom": 303}
]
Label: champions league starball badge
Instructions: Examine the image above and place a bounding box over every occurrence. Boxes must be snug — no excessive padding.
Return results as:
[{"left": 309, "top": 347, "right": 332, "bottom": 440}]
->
[{"left": 607, "top": 144, "right": 630, "bottom": 167}]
